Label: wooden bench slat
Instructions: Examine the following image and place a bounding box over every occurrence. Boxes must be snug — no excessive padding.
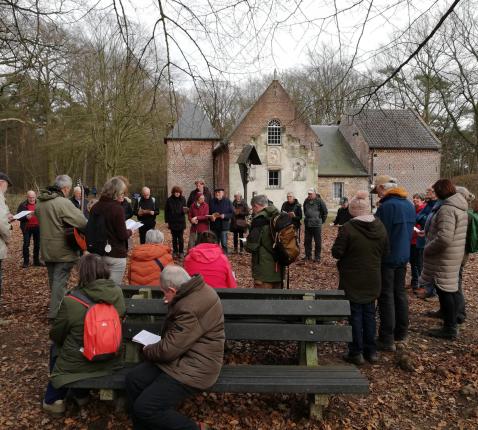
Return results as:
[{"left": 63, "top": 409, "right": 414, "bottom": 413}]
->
[
  {"left": 67, "top": 365, "right": 368, "bottom": 394},
  {"left": 122, "top": 286, "right": 345, "bottom": 300},
  {"left": 123, "top": 321, "right": 352, "bottom": 342},
  {"left": 126, "top": 299, "right": 350, "bottom": 318}
]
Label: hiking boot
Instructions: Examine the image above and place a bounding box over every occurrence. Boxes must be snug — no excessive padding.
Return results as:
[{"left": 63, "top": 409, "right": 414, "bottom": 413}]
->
[
  {"left": 376, "top": 340, "right": 396, "bottom": 352},
  {"left": 34, "top": 261, "right": 45, "bottom": 267},
  {"left": 314, "top": 257, "right": 321, "bottom": 263},
  {"left": 22, "top": 262, "right": 29, "bottom": 268},
  {"left": 343, "top": 353, "right": 365, "bottom": 366},
  {"left": 425, "top": 309, "right": 443, "bottom": 319},
  {"left": 364, "top": 352, "right": 379, "bottom": 363},
  {"left": 42, "top": 399, "right": 65, "bottom": 416},
  {"left": 427, "top": 327, "right": 458, "bottom": 339}
]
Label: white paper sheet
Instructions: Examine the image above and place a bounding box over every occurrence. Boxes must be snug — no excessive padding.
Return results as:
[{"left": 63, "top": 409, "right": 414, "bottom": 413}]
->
[
  {"left": 413, "top": 226, "right": 421, "bottom": 233},
  {"left": 132, "top": 330, "right": 162, "bottom": 346},
  {"left": 13, "top": 210, "right": 33, "bottom": 220},
  {"left": 126, "top": 219, "right": 143, "bottom": 230}
]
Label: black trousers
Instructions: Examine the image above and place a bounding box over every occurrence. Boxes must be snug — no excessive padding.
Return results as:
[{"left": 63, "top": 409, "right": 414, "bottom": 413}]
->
[
  {"left": 304, "top": 225, "right": 322, "bottom": 259},
  {"left": 22, "top": 226, "right": 40, "bottom": 264},
  {"left": 125, "top": 362, "right": 199, "bottom": 430},
  {"left": 139, "top": 223, "right": 156, "bottom": 245},
  {"left": 378, "top": 264, "right": 408, "bottom": 344},
  {"left": 436, "top": 288, "right": 459, "bottom": 330},
  {"left": 170, "top": 229, "right": 184, "bottom": 254}
]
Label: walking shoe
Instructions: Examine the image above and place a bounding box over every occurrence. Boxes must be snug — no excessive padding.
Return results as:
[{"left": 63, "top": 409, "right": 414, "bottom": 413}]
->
[
  {"left": 427, "top": 327, "right": 458, "bottom": 339},
  {"left": 376, "top": 340, "right": 397, "bottom": 352},
  {"left": 42, "top": 399, "right": 65, "bottom": 415},
  {"left": 33, "top": 261, "right": 45, "bottom": 267},
  {"left": 425, "top": 309, "right": 443, "bottom": 319},
  {"left": 73, "top": 395, "right": 90, "bottom": 407},
  {"left": 364, "top": 352, "right": 379, "bottom": 363},
  {"left": 314, "top": 257, "right": 321, "bottom": 263},
  {"left": 302, "top": 256, "right": 311, "bottom": 261},
  {"left": 22, "top": 262, "right": 29, "bottom": 268},
  {"left": 415, "top": 288, "right": 436, "bottom": 299},
  {"left": 178, "top": 252, "right": 185, "bottom": 259},
  {"left": 342, "top": 353, "right": 365, "bottom": 365}
]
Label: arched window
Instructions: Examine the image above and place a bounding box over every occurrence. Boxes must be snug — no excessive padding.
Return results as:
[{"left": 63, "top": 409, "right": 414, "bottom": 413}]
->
[{"left": 267, "top": 119, "right": 282, "bottom": 145}]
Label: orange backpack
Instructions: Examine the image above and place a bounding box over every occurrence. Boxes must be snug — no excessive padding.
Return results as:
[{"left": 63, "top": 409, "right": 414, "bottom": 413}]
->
[{"left": 67, "top": 290, "right": 122, "bottom": 362}]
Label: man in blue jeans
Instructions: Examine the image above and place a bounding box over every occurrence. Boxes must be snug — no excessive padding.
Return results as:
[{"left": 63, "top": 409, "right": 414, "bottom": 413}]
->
[{"left": 373, "top": 175, "right": 415, "bottom": 351}]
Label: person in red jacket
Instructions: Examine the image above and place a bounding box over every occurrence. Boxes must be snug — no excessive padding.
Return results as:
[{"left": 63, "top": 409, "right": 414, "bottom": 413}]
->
[
  {"left": 187, "top": 193, "right": 209, "bottom": 250},
  {"left": 184, "top": 231, "right": 237, "bottom": 289},
  {"left": 129, "top": 230, "right": 174, "bottom": 286}
]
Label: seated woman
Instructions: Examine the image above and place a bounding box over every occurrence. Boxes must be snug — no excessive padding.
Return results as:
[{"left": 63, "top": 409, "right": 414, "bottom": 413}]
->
[
  {"left": 129, "top": 229, "right": 174, "bottom": 286},
  {"left": 184, "top": 230, "right": 237, "bottom": 289},
  {"left": 43, "top": 253, "right": 126, "bottom": 415}
]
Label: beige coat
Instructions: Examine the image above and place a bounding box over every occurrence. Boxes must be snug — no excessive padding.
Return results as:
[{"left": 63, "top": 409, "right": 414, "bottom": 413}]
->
[
  {"left": 0, "top": 192, "right": 11, "bottom": 260},
  {"left": 143, "top": 275, "right": 225, "bottom": 390},
  {"left": 420, "top": 193, "right": 468, "bottom": 292}
]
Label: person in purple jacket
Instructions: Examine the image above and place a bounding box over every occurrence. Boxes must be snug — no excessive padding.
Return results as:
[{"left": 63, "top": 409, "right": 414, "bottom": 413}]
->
[{"left": 373, "top": 175, "right": 415, "bottom": 352}]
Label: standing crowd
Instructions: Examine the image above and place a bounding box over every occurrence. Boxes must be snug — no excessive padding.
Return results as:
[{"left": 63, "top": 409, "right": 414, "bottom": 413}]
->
[{"left": 0, "top": 170, "right": 476, "bottom": 429}]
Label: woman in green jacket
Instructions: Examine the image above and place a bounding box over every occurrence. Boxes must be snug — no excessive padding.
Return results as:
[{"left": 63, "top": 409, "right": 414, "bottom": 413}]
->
[{"left": 43, "top": 254, "right": 126, "bottom": 415}]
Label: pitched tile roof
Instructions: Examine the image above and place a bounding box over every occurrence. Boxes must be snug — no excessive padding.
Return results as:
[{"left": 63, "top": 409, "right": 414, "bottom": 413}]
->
[
  {"left": 167, "top": 101, "right": 219, "bottom": 140},
  {"left": 311, "top": 125, "right": 369, "bottom": 177},
  {"left": 351, "top": 108, "right": 440, "bottom": 149}
]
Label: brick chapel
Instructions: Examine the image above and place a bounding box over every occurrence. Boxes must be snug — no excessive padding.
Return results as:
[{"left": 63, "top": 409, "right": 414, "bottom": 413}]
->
[{"left": 165, "top": 80, "right": 441, "bottom": 207}]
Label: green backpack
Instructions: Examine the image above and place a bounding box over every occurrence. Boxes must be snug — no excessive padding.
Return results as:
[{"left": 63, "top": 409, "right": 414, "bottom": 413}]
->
[{"left": 466, "top": 210, "right": 478, "bottom": 254}]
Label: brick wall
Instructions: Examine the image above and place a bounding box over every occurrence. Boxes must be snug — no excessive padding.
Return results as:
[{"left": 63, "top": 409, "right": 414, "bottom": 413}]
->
[
  {"left": 373, "top": 149, "right": 441, "bottom": 197},
  {"left": 339, "top": 120, "right": 370, "bottom": 171},
  {"left": 214, "top": 147, "right": 229, "bottom": 194},
  {"left": 166, "top": 140, "right": 215, "bottom": 196},
  {"left": 227, "top": 80, "right": 320, "bottom": 204},
  {"left": 317, "top": 176, "right": 370, "bottom": 208}
]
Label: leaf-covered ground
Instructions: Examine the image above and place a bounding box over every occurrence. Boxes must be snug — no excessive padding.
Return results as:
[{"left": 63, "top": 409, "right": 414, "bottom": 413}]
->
[{"left": 1, "top": 223, "right": 477, "bottom": 429}]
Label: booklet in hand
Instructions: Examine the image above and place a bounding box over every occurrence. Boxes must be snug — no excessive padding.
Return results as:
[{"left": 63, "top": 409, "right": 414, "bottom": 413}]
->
[
  {"left": 13, "top": 210, "right": 33, "bottom": 220},
  {"left": 126, "top": 219, "right": 143, "bottom": 230},
  {"left": 132, "top": 330, "right": 162, "bottom": 346}
]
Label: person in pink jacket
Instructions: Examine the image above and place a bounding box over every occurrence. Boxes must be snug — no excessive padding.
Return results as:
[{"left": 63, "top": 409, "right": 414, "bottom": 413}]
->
[
  {"left": 187, "top": 192, "right": 210, "bottom": 250},
  {"left": 184, "top": 231, "right": 237, "bottom": 289}
]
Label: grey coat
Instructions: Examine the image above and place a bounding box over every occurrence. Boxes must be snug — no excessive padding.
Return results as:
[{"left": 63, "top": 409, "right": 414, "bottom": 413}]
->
[
  {"left": 303, "top": 197, "right": 328, "bottom": 228},
  {"left": 419, "top": 193, "right": 468, "bottom": 292}
]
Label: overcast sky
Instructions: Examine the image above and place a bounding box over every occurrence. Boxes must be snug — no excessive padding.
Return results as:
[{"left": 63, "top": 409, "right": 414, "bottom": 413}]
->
[{"left": 90, "top": 0, "right": 449, "bottom": 86}]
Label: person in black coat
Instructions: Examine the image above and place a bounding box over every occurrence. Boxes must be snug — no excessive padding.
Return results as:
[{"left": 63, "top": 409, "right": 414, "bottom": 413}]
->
[
  {"left": 333, "top": 197, "right": 353, "bottom": 226},
  {"left": 135, "top": 187, "right": 159, "bottom": 244},
  {"left": 165, "top": 186, "right": 187, "bottom": 258},
  {"left": 70, "top": 186, "right": 89, "bottom": 219},
  {"left": 281, "top": 192, "right": 303, "bottom": 241},
  {"left": 231, "top": 192, "right": 249, "bottom": 253},
  {"left": 209, "top": 188, "right": 234, "bottom": 254},
  {"left": 119, "top": 195, "right": 134, "bottom": 220}
]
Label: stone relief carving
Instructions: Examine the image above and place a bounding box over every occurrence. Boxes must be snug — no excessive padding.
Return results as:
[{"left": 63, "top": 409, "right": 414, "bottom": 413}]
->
[
  {"left": 267, "top": 147, "right": 281, "bottom": 166},
  {"left": 293, "top": 158, "right": 306, "bottom": 181},
  {"left": 247, "top": 164, "right": 256, "bottom": 182}
]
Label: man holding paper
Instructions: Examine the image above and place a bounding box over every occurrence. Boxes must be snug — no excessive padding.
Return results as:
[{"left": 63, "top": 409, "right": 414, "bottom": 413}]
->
[
  {"left": 17, "top": 190, "right": 43, "bottom": 268},
  {"left": 126, "top": 265, "right": 225, "bottom": 430}
]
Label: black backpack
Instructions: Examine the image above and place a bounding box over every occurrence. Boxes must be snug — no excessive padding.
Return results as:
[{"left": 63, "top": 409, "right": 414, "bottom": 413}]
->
[
  {"left": 270, "top": 212, "right": 300, "bottom": 266},
  {"left": 86, "top": 212, "right": 109, "bottom": 256}
]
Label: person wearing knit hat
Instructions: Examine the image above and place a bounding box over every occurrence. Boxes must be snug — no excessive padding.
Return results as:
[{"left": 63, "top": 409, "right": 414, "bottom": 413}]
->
[{"left": 332, "top": 191, "right": 388, "bottom": 365}]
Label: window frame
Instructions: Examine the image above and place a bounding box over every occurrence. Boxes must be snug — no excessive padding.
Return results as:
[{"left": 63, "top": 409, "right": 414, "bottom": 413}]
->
[
  {"left": 267, "top": 169, "right": 281, "bottom": 189},
  {"left": 267, "top": 119, "right": 282, "bottom": 146},
  {"left": 333, "top": 182, "right": 344, "bottom": 200}
]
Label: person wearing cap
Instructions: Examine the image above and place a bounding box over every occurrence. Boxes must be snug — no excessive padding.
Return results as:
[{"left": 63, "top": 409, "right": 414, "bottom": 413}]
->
[
  {"left": 302, "top": 188, "right": 328, "bottom": 262},
  {"left": 332, "top": 197, "right": 353, "bottom": 226},
  {"left": 0, "top": 173, "right": 13, "bottom": 306},
  {"left": 17, "top": 190, "right": 43, "bottom": 268},
  {"left": 209, "top": 188, "right": 234, "bottom": 254},
  {"left": 188, "top": 192, "right": 210, "bottom": 250},
  {"left": 36, "top": 175, "right": 88, "bottom": 320},
  {"left": 281, "top": 192, "right": 302, "bottom": 241},
  {"left": 332, "top": 191, "right": 388, "bottom": 365},
  {"left": 372, "top": 175, "right": 415, "bottom": 351},
  {"left": 186, "top": 179, "right": 212, "bottom": 208}
]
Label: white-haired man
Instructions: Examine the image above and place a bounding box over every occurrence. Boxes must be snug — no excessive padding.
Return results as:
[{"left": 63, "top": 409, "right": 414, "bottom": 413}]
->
[
  {"left": 70, "top": 186, "right": 89, "bottom": 218},
  {"left": 36, "top": 175, "right": 87, "bottom": 319},
  {"left": 17, "top": 190, "right": 43, "bottom": 268},
  {"left": 302, "top": 188, "right": 328, "bottom": 262},
  {"left": 372, "top": 175, "right": 415, "bottom": 351},
  {"left": 135, "top": 186, "right": 159, "bottom": 244},
  {"left": 126, "top": 265, "right": 224, "bottom": 430}
]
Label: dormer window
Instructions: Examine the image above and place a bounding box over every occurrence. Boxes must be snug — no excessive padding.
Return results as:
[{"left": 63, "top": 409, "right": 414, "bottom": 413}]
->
[{"left": 267, "top": 119, "right": 282, "bottom": 145}]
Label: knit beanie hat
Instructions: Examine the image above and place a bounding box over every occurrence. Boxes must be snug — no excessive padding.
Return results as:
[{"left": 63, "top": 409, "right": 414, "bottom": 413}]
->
[{"left": 348, "top": 191, "right": 370, "bottom": 217}]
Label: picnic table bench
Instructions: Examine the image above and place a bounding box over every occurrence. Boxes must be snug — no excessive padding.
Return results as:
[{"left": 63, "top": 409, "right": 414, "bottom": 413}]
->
[{"left": 68, "top": 288, "right": 368, "bottom": 419}]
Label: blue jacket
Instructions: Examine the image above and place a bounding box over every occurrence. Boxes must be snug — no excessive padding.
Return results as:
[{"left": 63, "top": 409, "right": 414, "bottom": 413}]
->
[
  {"left": 376, "top": 188, "right": 416, "bottom": 266},
  {"left": 209, "top": 198, "right": 234, "bottom": 231}
]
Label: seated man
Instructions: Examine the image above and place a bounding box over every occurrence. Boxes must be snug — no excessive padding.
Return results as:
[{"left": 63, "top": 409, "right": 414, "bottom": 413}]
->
[
  {"left": 126, "top": 265, "right": 225, "bottom": 430},
  {"left": 129, "top": 229, "right": 173, "bottom": 287}
]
